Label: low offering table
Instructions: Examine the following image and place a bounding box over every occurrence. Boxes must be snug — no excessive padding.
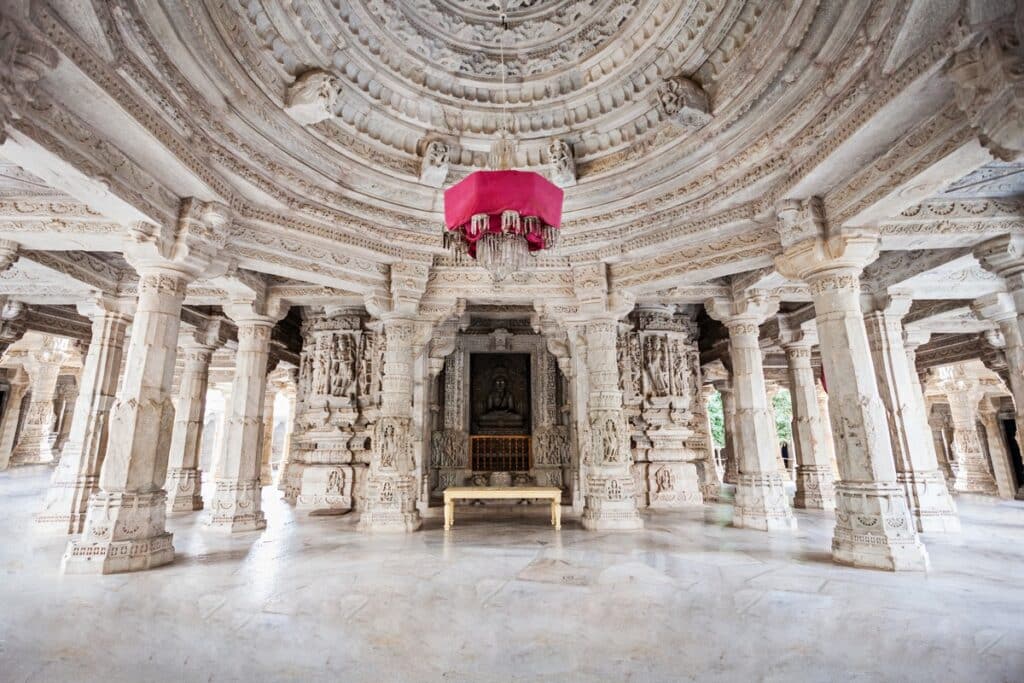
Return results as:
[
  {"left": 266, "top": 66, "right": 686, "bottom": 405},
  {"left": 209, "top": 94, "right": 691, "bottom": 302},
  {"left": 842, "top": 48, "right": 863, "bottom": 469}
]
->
[{"left": 443, "top": 486, "right": 562, "bottom": 531}]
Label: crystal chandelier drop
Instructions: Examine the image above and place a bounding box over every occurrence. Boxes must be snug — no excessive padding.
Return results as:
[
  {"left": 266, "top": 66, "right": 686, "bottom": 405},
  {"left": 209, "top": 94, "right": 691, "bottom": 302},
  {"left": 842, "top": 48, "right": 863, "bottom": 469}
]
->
[{"left": 440, "top": 4, "right": 564, "bottom": 281}]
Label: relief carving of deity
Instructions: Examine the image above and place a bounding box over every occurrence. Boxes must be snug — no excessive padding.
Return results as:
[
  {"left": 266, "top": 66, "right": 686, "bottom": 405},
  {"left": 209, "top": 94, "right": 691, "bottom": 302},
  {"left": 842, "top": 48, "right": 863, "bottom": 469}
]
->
[
  {"left": 654, "top": 466, "right": 674, "bottom": 493},
  {"left": 595, "top": 417, "right": 622, "bottom": 464},
  {"left": 644, "top": 335, "right": 670, "bottom": 397},
  {"left": 326, "top": 469, "right": 344, "bottom": 495}
]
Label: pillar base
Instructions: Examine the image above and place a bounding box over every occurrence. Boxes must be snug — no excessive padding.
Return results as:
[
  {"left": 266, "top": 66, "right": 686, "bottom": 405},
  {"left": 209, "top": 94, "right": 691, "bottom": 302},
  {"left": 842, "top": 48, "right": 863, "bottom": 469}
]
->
[
  {"left": 832, "top": 482, "right": 930, "bottom": 572},
  {"left": 793, "top": 465, "right": 837, "bottom": 511},
  {"left": 296, "top": 464, "right": 353, "bottom": 515},
  {"left": 10, "top": 434, "right": 59, "bottom": 466},
  {"left": 647, "top": 461, "right": 703, "bottom": 508},
  {"left": 581, "top": 473, "right": 643, "bottom": 530},
  {"left": 35, "top": 473, "right": 98, "bottom": 535},
  {"left": 166, "top": 467, "right": 204, "bottom": 512},
  {"left": 951, "top": 465, "right": 999, "bottom": 496},
  {"left": 733, "top": 472, "right": 797, "bottom": 531},
  {"left": 281, "top": 462, "right": 303, "bottom": 504},
  {"left": 62, "top": 490, "right": 175, "bottom": 575},
  {"left": 206, "top": 479, "right": 266, "bottom": 532},
  {"left": 898, "top": 471, "right": 961, "bottom": 533},
  {"left": 358, "top": 475, "right": 421, "bottom": 532},
  {"left": 699, "top": 482, "right": 721, "bottom": 503}
]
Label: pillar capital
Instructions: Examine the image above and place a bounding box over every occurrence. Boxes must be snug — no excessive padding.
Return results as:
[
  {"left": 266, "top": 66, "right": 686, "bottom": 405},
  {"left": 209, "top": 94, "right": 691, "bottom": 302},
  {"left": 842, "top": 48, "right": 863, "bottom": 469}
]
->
[
  {"left": 124, "top": 198, "right": 233, "bottom": 281},
  {"left": 860, "top": 291, "right": 914, "bottom": 319},
  {"left": 705, "top": 289, "right": 779, "bottom": 329},
  {"left": 75, "top": 294, "right": 135, "bottom": 322},
  {"left": 775, "top": 231, "right": 881, "bottom": 284}
]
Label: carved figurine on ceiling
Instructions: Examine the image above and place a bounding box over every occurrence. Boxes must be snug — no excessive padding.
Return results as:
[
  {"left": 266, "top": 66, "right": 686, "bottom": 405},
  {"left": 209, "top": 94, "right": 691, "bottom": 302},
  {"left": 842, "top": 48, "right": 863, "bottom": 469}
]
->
[
  {"left": 284, "top": 69, "right": 339, "bottom": 126},
  {"left": 547, "top": 138, "right": 577, "bottom": 188},
  {"left": 419, "top": 139, "right": 451, "bottom": 188},
  {"left": 657, "top": 75, "right": 711, "bottom": 130}
]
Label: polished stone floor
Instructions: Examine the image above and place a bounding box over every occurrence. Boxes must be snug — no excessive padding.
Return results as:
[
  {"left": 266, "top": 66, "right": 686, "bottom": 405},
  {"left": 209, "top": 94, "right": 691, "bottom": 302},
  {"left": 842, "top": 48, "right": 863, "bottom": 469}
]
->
[{"left": 1, "top": 466, "right": 1022, "bottom": 683}]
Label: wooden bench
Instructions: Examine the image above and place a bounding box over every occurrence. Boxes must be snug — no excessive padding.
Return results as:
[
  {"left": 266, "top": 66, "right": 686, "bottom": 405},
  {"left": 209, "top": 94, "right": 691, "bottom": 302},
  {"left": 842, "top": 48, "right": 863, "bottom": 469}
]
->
[{"left": 443, "top": 486, "right": 562, "bottom": 531}]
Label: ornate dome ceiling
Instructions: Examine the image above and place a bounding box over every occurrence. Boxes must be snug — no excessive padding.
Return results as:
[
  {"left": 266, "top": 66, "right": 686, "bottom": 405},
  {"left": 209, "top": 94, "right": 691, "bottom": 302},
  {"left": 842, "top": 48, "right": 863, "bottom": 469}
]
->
[{"left": 0, "top": 0, "right": 1018, "bottom": 305}]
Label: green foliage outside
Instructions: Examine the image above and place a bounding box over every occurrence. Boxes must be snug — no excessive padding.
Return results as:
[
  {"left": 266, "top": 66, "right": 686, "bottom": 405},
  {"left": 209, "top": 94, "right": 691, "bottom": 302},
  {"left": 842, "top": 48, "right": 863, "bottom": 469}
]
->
[
  {"left": 704, "top": 387, "right": 793, "bottom": 449},
  {"left": 772, "top": 389, "right": 793, "bottom": 444},
  {"left": 706, "top": 391, "right": 725, "bottom": 448}
]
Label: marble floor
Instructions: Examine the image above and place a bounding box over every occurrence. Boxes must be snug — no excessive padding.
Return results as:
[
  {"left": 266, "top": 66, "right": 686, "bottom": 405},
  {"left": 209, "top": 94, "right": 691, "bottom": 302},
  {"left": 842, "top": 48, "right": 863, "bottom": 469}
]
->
[{"left": 1, "top": 467, "right": 1022, "bottom": 683}]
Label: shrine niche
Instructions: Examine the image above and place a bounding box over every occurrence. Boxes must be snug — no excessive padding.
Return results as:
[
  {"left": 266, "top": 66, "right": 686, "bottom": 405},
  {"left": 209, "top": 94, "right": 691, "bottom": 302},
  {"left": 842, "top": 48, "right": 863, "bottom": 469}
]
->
[
  {"left": 429, "top": 320, "right": 571, "bottom": 503},
  {"left": 470, "top": 353, "right": 531, "bottom": 435}
]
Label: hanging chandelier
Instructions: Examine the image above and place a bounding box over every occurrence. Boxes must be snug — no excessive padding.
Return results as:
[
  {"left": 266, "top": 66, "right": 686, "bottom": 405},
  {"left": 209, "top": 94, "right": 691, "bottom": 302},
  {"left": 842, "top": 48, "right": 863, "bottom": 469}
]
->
[{"left": 441, "top": 4, "right": 565, "bottom": 281}]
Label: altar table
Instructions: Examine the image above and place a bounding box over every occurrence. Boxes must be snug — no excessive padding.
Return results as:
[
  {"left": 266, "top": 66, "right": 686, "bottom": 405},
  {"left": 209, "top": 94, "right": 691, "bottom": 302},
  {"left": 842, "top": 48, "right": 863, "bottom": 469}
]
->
[{"left": 443, "top": 486, "right": 562, "bottom": 530}]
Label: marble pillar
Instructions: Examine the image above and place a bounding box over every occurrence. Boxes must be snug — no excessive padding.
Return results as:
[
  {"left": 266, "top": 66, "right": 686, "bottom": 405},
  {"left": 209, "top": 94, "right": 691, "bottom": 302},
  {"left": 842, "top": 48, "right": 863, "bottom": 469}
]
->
[
  {"left": 942, "top": 378, "right": 999, "bottom": 496},
  {"left": 36, "top": 297, "right": 132, "bottom": 534},
  {"left": 62, "top": 267, "right": 191, "bottom": 574},
  {"left": 0, "top": 366, "right": 29, "bottom": 470},
  {"left": 10, "top": 343, "right": 64, "bottom": 465},
  {"left": 580, "top": 317, "right": 643, "bottom": 530},
  {"left": 259, "top": 384, "right": 275, "bottom": 486},
  {"left": 359, "top": 317, "right": 423, "bottom": 532},
  {"left": 973, "top": 237, "right": 1024, "bottom": 499},
  {"left": 977, "top": 397, "right": 1019, "bottom": 499},
  {"left": 781, "top": 335, "right": 836, "bottom": 511},
  {"left": 165, "top": 338, "right": 215, "bottom": 512},
  {"left": 776, "top": 215, "right": 928, "bottom": 571},
  {"left": 207, "top": 307, "right": 281, "bottom": 532},
  {"left": 815, "top": 378, "right": 839, "bottom": 478},
  {"left": 863, "top": 296, "right": 960, "bottom": 532},
  {"left": 718, "top": 382, "right": 739, "bottom": 485},
  {"left": 706, "top": 293, "right": 795, "bottom": 531}
]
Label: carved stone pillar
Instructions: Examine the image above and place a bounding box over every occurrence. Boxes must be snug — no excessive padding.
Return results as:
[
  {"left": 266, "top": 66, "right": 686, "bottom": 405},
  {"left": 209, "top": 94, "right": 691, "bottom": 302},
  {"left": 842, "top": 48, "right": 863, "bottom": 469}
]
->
[
  {"left": 973, "top": 236, "right": 1024, "bottom": 499},
  {"left": 941, "top": 376, "right": 999, "bottom": 496},
  {"left": 815, "top": 378, "right": 839, "bottom": 477},
  {"left": 776, "top": 207, "right": 928, "bottom": 571},
  {"left": 10, "top": 340, "right": 64, "bottom": 465},
  {"left": 580, "top": 317, "right": 643, "bottom": 529},
  {"left": 36, "top": 297, "right": 132, "bottom": 533},
  {"left": 706, "top": 292, "right": 795, "bottom": 531},
  {"left": 62, "top": 198, "right": 231, "bottom": 574},
  {"left": 977, "top": 397, "right": 1018, "bottom": 499},
  {"left": 359, "top": 317, "right": 423, "bottom": 532},
  {"left": 0, "top": 366, "right": 29, "bottom": 470},
  {"left": 290, "top": 311, "right": 368, "bottom": 513},
  {"left": 863, "top": 295, "right": 960, "bottom": 532},
  {"left": 260, "top": 384, "right": 276, "bottom": 486},
  {"left": 207, "top": 304, "right": 283, "bottom": 532},
  {"left": 165, "top": 337, "right": 216, "bottom": 512},
  {"left": 62, "top": 267, "right": 191, "bottom": 574},
  {"left": 629, "top": 306, "right": 703, "bottom": 509},
  {"left": 717, "top": 382, "right": 739, "bottom": 485},
  {"left": 781, "top": 333, "right": 836, "bottom": 511}
]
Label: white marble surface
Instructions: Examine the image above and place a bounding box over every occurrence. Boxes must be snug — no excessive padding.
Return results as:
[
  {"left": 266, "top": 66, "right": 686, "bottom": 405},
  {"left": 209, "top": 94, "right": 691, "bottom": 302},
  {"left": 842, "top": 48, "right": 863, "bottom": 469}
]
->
[{"left": 1, "top": 466, "right": 1023, "bottom": 682}]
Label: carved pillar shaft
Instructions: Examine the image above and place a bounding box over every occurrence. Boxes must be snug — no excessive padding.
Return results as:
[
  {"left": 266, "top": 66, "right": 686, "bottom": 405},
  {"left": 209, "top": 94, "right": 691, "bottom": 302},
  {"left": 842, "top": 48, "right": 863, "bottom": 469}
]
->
[
  {"left": 723, "top": 320, "right": 794, "bottom": 530},
  {"left": 63, "top": 267, "right": 191, "bottom": 574},
  {"left": 718, "top": 383, "right": 739, "bottom": 485},
  {"left": 777, "top": 227, "right": 928, "bottom": 571},
  {"left": 11, "top": 350, "right": 63, "bottom": 465},
  {"left": 943, "top": 381, "right": 999, "bottom": 496},
  {"left": 581, "top": 318, "right": 643, "bottom": 530},
  {"left": 165, "top": 342, "right": 214, "bottom": 512},
  {"left": 863, "top": 302, "right": 959, "bottom": 532},
  {"left": 977, "top": 400, "right": 1018, "bottom": 499},
  {"left": 803, "top": 269, "right": 928, "bottom": 570},
  {"left": 37, "top": 303, "right": 131, "bottom": 533},
  {"left": 260, "top": 385, "right": 276, "bottom": 486},
  {"left": 783, "top": 343, "right": 836, "bottom": 511},
  {"left": 0, "top": 368, "right": 28, "bottom": 470},
  {"left": 207, "top": 318, "right": 275, "bottom": 532},
  {"left": 359, "top": 317, "right": 422, "bottom": 532}
]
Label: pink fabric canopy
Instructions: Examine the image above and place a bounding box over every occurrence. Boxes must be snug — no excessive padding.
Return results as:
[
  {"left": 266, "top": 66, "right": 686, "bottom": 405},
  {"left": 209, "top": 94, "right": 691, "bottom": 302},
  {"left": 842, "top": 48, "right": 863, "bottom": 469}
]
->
[{"left": 444, "top": 170, "right": 564, "bottom": 252}]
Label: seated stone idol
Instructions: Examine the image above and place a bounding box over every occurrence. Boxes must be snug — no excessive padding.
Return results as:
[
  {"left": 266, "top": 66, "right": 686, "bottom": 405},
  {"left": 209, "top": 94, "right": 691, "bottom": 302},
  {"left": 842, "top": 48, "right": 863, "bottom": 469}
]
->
[{"left": 479, "top": 372, "right": 525, "bottom": 429}]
